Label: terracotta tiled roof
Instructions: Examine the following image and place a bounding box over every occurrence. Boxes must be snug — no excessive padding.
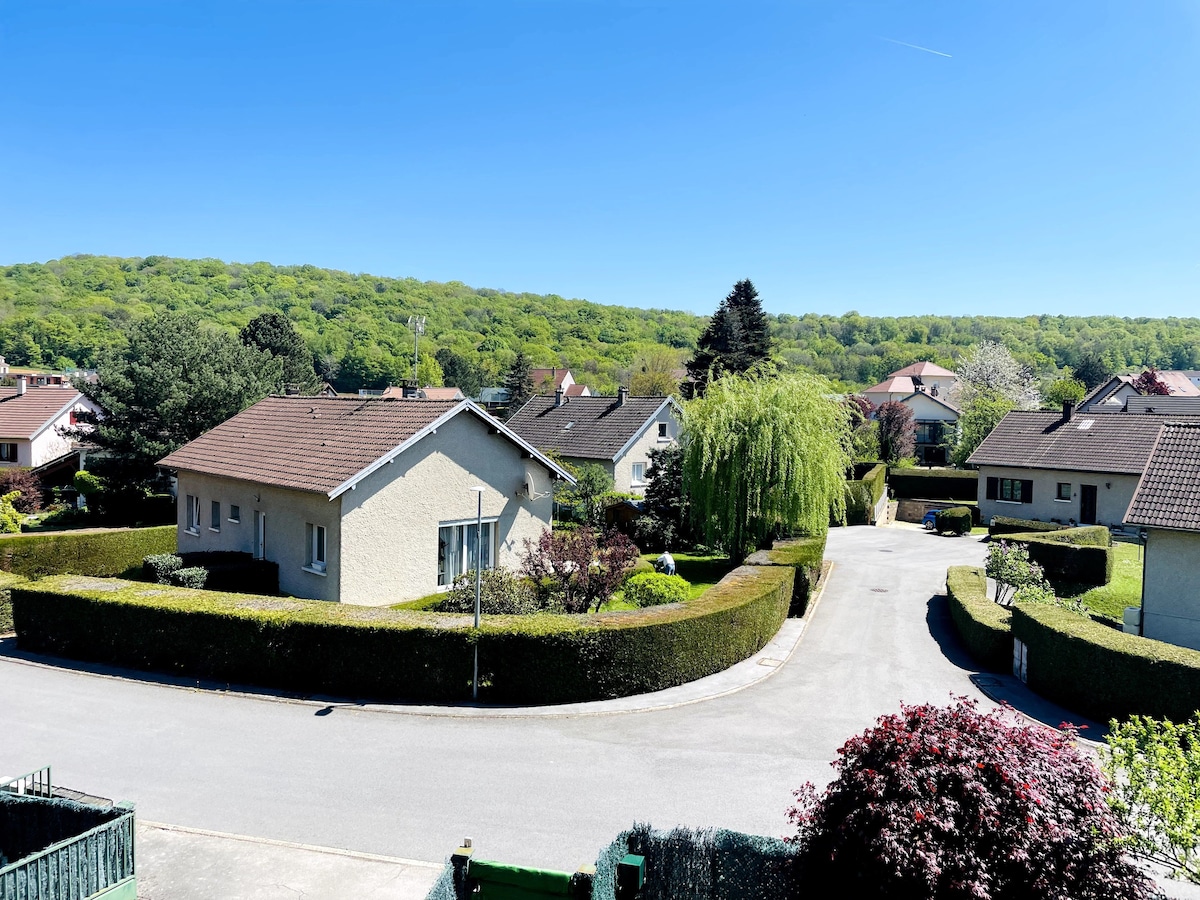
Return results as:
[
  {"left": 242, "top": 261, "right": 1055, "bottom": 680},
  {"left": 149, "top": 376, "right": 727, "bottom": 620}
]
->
[
  {"left": 1158, "top": 371, "right": 1200, "bottom": 397},
  {"left": 967, "top": 411, "right": 1200, "bottom": 475},
  {"left": 529, "top": 368, "right": 570, "bottom": 389},
  {"left": 889, "top": 362, "right": 956, "bottom": 379},
  {"left": 864, "top": 376, "right": 916, "bottom": 395},
  {"left": 419, "top": 386, "right": 465, "bottom": 401},
  {"left": 563, "top": 384, "right": 590, "bottom": 397},
  {"left": 159, "top": 396, "right": 467, "bottom": 495},
  {"left": 0, "top": 387, "right": 84, "bottom": 440},
  {"left": 1126, "top": 423, "right": 1200, "bottom": 531},
  {"left": 507, "top": 395, "right": 675, "bottom": 461}
]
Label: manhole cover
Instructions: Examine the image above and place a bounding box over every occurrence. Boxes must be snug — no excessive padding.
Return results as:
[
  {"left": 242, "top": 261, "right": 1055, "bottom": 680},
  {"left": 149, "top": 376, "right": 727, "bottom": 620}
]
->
[
  {"left": 870, "top": 588, "right": 889, "bottom": 593},
  {"left": 758, "top": 658, "right": 783, "bottom": 668}
]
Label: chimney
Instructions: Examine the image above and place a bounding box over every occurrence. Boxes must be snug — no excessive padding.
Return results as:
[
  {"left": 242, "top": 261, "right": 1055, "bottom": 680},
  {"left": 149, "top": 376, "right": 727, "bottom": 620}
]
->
[
  {"left": 617, "top": 386, "right": 629, "bottom": 407},
  {"left": 401, "top": 382, "right": 420, "bottom": 399},
  {"left": 1063, "top": 399, "right": 1076, "bottom": 422},
  {"left": 554, "top": 388, "right": 565, "bottom": 407},
  {"left": 16, "top": 376, "right": 26, "bottom": 396},
  {"left": 284, "top": 383, "right": 300, "bottom": 396}
]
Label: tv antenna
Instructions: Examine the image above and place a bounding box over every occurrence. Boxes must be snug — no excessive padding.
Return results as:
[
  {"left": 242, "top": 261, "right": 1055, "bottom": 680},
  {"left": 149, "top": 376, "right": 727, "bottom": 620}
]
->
[{"left": 407, "top": 315, "right": 426, "bottom": 385}]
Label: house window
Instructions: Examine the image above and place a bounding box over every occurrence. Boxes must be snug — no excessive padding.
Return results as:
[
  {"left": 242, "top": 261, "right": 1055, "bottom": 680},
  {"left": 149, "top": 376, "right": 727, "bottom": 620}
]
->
[
  {"left": 631, "top": 462, "right": 646, "bottom": 486},
  {"left": 210, "top": 501, "right": 221, "bottom": 532},
  {"left": 1056, "top": 483, "right": 1071, "bottom": 501},
  {"left": 185, "top": 495, "right": 201, "bottom": 534},
  {"left": 69, "top": 410, "right": 80, "bottom": 426},
  {"left": 915, "top": 422, "right": 943, "bottom": 445},
  {"left": 437, "top": 520, "right": 496, "bottom": 586},
  {"left": 0, "top": 443, "right": 17, "bottom": 462},
  {"left": 229, "top": 504, "right": 240, "bottom": 523},
  {"left": 1000, "top": 478, "right": 1029, "bottom": 503},
  {"left": 305, "top": 523, "right": 327, "bottom": 574},
  {"left": 657, "top": 423, "right": 669, "bottom": 440}
]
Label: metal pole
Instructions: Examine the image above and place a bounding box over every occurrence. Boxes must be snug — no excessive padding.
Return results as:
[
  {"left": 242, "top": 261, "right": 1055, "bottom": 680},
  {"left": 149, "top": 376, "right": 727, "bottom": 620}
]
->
[
  {"left": 471, "top": 487, "right": 484, "bottom": 699},
  {"left": 413, "top": 324, "right": 420, "bottom": 385}
]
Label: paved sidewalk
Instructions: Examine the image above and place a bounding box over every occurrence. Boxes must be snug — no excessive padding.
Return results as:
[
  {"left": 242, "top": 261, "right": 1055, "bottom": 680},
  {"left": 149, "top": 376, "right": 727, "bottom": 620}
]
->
[{"left": 136, "top": 822, "right": 444, "bottom": 900}]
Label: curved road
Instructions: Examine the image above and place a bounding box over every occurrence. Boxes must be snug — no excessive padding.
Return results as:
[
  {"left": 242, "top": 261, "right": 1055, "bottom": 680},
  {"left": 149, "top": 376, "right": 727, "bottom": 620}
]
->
[{"left": 1, "top": 526, "right": 988, "bottom": 869}]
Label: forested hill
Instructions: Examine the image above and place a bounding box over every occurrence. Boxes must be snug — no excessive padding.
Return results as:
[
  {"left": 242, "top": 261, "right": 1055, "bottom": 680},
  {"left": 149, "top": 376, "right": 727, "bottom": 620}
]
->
[{"left": 2, "top": 255, "right": 1199, "bottom": 393}]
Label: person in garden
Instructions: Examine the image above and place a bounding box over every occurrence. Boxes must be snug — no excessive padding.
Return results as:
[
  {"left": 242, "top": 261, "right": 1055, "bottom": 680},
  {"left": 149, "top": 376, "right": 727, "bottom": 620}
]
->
[{"left": 655, "top": 550, "right": 676, "bottom": 576}]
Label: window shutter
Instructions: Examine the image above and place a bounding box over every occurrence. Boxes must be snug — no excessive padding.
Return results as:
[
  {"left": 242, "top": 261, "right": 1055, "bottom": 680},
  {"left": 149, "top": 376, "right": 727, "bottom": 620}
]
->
[
  {"left": 986, "top": 477, "right": 998, "bottom": 500},
  {"left": 1021, "top": 480, "right": 1034, "bottom": 504}
]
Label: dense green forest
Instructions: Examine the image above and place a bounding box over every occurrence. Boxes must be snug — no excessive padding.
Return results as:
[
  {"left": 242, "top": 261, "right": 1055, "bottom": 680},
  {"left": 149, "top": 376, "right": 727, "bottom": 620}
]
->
[{"left": 2, "top": 255, "right": 1198, "bottom": 393}]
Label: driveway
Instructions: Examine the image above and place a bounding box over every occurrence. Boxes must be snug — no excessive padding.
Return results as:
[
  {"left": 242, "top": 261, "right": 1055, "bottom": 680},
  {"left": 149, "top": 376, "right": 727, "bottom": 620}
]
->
[{"left": 0, "top": 526, "right": 991, "bottom": 870}]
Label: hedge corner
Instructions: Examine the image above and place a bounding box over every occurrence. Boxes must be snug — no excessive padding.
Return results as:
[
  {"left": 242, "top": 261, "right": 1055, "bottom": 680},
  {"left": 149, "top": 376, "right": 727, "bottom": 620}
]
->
[{"left": 945, "top": 565, "right": 1011, "bottom": 672}]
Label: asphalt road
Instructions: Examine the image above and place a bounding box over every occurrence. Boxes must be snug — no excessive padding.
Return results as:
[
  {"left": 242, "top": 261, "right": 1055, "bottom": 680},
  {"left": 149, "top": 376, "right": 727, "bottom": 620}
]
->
[{"left": 1, "top": 526, "right": 990, "bottom": 870}]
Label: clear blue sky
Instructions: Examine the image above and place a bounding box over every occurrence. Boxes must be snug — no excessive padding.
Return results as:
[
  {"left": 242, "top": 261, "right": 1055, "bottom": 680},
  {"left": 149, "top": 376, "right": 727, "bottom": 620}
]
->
[{"left": 2, "top": 1, "right": 1197, "bottom": 318}]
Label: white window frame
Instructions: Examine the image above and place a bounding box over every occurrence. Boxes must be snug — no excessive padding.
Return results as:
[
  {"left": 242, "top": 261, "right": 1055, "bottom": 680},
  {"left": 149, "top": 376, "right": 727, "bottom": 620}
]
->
[
  {"left": 437, "top": 518, "right": 498, "bottom": 587},
  {"left": 657, "top": 422, "right": 670, "bottom": 441},
  {"left": 304, "top": 523, "right": 327, "bottom": 575},
  {"left": 185, "top": 494, "right": 201, "bottom": 535},
  {"left": 631, "top": 462, "right": 647, "bottom": 487}
]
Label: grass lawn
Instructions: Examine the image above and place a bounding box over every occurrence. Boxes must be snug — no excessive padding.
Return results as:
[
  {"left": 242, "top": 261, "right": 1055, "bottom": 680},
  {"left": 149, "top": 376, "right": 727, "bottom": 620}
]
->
[{"left": 1051, "top": 540, "right": 1143, "bottom": 621}]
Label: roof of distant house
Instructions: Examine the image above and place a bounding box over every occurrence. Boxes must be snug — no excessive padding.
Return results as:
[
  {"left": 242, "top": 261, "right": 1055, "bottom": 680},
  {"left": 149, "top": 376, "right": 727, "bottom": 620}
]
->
[
  {"left": 0, "top": 386, "right": 87, "bottom": 440},
  {"left": 564, "top": 384, "right": 590, "bottom": 397},
  {"left": 1125, "top": 423, "right": 1200, "bottom": 532},
  {"left": 418, "top": 386, "right": 465, "bottom": 401},
  {"left": 529, "top": 368, "right": 571, "bottom": 389},
  {"left": 1082, "top": 371, "right": 1200, "bottom": 410},
  {"left": 888, "top": 361, "right": 956, "bottom": 379},
  {"left": 158, "top": 396, "right": 572, "bottom": 497},
  {"left": 968, "top": 410, "right": 1200, "bottom": 475},
  {"left": 864, "top": 376, "right": 916, "bottom": 395},
  {"left": 507, "top": 394, "right": 680, "bottom": 461}
]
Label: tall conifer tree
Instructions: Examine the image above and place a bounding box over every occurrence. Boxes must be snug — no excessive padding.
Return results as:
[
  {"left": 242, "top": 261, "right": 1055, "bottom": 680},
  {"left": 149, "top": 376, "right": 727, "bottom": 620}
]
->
[{"left": 685, "top": 279, "right": 771, "bottom": 396}]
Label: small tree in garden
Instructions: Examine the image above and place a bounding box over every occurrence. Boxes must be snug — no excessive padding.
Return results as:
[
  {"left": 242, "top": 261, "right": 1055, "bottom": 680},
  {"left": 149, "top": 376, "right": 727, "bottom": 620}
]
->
[
  {"left": 846, "top": 395, "right": 880, "bottom": 462},
  {"left": 789, "top": 697, "right": 1155, "bottom": 899},
  {"left": 876, "top": 400, "right": 916, "bottom": 464},
  {"left": 0, "top": 491, "right": 22, "bottom": 533},
  {"left": 0, "top": 468, "right": 43, "bottom": 513},
  {"left": 560, "top": 463, "right": 614, "bottom": 526},
  {"left": 1104, "top": 715, "right": 1200, "bottom": 884},
  {"left": 521, "top": 527, "right": 639, "bottom": 613},
  {"left": 986, "top": 540, "right": 1047, "bottom": 606},
  {"left": 633, "top": 444, "right": 691, "bottom": 551},
  {"left": 1132, "top": 368, "right": 1172, "bottom": 396}
]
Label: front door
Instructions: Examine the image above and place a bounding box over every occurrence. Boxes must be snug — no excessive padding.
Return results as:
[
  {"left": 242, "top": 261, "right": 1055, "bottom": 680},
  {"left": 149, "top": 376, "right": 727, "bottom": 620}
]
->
[
  {"left": 253, "top": 510, "right": 265, "bottom": 559},
  {"left": 1080, "top": 485, "right": 1098, "bottom": 525}
]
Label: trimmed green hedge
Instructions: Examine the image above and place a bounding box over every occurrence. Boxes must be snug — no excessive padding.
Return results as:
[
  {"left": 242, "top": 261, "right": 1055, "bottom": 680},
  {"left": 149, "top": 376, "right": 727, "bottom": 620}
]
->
[
  {"left": 935, "top": 507, "right": 972, "bottom": 536},
  {"left": 887, "top": 468, "right": 977, "bottom": 501},
  {"left": 0, "top": 572, "right": 24, "bottom": 633},
  {"left": 12, "top": 565, "right": 793, "bottom": 705},
  {"left": 0, "top": 526, "right": 175, "bottom": 579},
  {"left": 988, "top": 516, "right": 1067, "bottom": 536},
  {"left": 945, "top": 566, "right": 1011, "bottom": 671},
  {"left": 1012, "top": 604, "right": 1200, "bottom": 723},
  {"left": 844, "top": 464, "right": 887, "bottom": 525},
  {"left": 1003, "top": 526, "right": 1114, "bottom": 585},
  {"left": 745, "top": 534, "right": 826, "bottom": 616}
]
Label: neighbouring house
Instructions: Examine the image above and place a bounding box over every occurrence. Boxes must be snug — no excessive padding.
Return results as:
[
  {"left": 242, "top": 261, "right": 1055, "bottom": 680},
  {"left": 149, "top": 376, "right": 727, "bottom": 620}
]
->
[
  {"left": 157, "top": 396, "right": 574, "bottom": 605},
  {"left": 1078, "top": 370, "right": 1200, "bottom": 414},
  {"left": 0, "top": 379, "right": 99, "bottom": 469},
  {"left": 506, "top": 387, "right": 682, "bottom": 495},
  {"left": 529, "top": 368, "right": 592, "bottom": 398},
  {"left": 355, "top": 385, "right": 466, "bottom": 401},
  {"left": 863, "top": 362, "right": 960, "bottom": 464},
  {"left": 477, "top": 387, "right": 511, "bottom": 411},
  {"left": 1124, "top": 422, "right": 1200, "bottom": 651},
  {"left": 863, "top": 361, "right": 958, "bottom": 407},
  {"left": 968, "top": 403, "right": 1196, "bottom": 530}
]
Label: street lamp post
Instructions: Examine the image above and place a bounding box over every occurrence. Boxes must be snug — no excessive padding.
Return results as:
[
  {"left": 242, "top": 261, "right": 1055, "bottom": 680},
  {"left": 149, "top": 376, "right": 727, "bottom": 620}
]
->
[{"left": 469, "top": 486, "right": 485, "bottom": 699}]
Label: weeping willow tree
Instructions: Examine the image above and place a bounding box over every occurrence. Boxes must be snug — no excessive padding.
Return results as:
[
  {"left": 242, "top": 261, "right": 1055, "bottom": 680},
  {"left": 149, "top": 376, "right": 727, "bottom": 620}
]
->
[{"left": 682, "top": 372, "right": 852, "bottom": 562}]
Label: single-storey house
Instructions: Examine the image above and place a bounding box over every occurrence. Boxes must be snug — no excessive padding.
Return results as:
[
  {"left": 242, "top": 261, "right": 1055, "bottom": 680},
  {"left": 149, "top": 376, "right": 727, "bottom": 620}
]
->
[
  {"left": 1079, "top": 370, "right": 1200, "bottom": 414},
  {"left": 506, "top": 388, "right": 682, "bottom": 495},
  {"left": 968, "top": 404, "right": 1195, "bottom": 530},
  {"left": 1124, "top": 422, "right": 1200, "bottom": 651},
  {"left": 0, "top": 379, "right": 99, "bottom": 469},
  {"left": 157, "top": 396, "right": 575, "bottom": 605}
]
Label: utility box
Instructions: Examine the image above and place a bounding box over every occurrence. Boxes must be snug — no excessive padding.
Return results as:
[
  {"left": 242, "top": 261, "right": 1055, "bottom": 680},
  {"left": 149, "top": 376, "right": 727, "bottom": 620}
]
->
[{"left": 1123, "top": 606, "right": 1142, "bottom": 635}]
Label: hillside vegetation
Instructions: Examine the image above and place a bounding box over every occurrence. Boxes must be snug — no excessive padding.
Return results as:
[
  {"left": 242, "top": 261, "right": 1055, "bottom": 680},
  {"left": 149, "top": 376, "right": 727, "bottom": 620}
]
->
[{"left": 3, "top": 255, "right": 1199, "bottom": 393}]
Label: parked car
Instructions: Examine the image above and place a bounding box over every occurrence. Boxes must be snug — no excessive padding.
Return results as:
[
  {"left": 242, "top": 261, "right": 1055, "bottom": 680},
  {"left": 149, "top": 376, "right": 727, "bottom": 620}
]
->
[{"left": 922, "top": 510, "right": 942, "bottom": 530}]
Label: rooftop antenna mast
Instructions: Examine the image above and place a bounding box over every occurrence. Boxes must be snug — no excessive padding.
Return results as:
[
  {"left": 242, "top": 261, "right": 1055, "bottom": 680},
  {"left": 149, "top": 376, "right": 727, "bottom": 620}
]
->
[{"left": 407, "top": 315, "right": 426, "bottom": 385}]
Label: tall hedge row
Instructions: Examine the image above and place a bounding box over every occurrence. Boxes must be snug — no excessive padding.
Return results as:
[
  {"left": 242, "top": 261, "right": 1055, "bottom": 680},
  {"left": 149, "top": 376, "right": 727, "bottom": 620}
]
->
[
  {"left": 1012, "top": 604, "right": 1200, "bottom": 723},
  {"left": 0, "top": 572, "right": 23, "bottom": 633},
  {"left": 844, "top": 464, "right": 887, "bottom": 526},
  {"left": 12, "top": 566, "right": 793, "bottom": 705},
  {"left": 887, "top": 468, "right": 977, "bottom": 501},
  {"left": 988, "top": 516, "right": 1068, "bottom": 536},
  {"left": 0, "top": 526, "right": 176, "bottom": 579},
  {"left": 1002, "top": 526, "right": 1114, "bottom": 585},
  {"left": 945, "top": 566, "right": 1011, "bottom": 671},
  {"left": 745, "top": 533, "right": 826, "bottom": 616}
]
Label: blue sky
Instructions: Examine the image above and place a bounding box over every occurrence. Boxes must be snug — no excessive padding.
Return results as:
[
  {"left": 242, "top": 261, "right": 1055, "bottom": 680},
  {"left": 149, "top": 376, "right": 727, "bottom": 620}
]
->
[{"left": 2, "top": 1, "right": 1197, "bottom": 318}]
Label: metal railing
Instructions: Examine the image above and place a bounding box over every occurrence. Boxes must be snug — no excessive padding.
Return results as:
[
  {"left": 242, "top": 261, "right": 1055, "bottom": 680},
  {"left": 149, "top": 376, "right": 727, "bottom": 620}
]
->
[{"left": 0, "top": 766, "right": 52, "bottom": 799}]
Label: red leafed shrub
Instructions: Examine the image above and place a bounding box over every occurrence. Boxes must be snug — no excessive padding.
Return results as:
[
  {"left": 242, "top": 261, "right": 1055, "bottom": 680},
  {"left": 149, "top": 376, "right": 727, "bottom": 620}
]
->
[
  {"left": 521, "top": 526, "right": 639, "bottom": 614},
  {"left": 0, "top": 468, "right": 43, "bottom": 513},
  {"left": 789, "top": 697, "right": 1156, "bottom": 899}
]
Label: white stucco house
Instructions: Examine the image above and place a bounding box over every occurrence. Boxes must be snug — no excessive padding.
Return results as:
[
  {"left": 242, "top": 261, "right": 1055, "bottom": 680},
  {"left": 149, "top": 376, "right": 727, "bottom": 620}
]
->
[
  {"left": 0, "top": 379, "right": 99, "bottom": 469},
  {"left": 506, "top": 388, "right": 682, "bottom": 495},
  {"left": 863, "top": 362, "right": 960, "bottom": 465},
  {"left": 1124, "top": 422, "right": 1200, "bottom": 651},
  {"left": 157, "top": 395, "right": 575, "bottom": 605},
  {"left": 967, "top": 404, "right": 1195, "bottom": 531}
]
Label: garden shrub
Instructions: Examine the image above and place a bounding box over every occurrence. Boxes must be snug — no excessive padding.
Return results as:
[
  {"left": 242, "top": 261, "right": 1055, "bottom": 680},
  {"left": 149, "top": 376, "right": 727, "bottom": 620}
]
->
[
  {"left": 789, "top": 697, "right": 1155, "bottom": 899},
  {"left": 0, "top": 525, "right": 175, "bottom": 578},
  {"left": 985, "top": 541, "right": 1046, "bottom": 605},
  {"left": 522, "top": 527, "right": 639, "bottom": 613},
  {"left": 178, "top": 551, "right": 279, "bottom": 595},
  {"left": 887, "top": 467, "right": 977, "bottom": 501},
  {"left": 0, "top": 468, "right": 43, "bottom": 513},
  {"left": 0, "top": 572, "right": 23, "bottom": 633},
  {"left": 988, "top": 515, "right": 1067, "bottom": 536},
  {"left": 843, "top": 463, "right": 886, "bottom": 526},
  {"left": 1012, "top": 603, "right": 1200, "bottom": 723},
  {"left": 1005, "top": 526, "right": 1114, "bottom": 585},
  {"left": 170, "top": 567, "right": 208, "bottom": 589},
  {"left": 945, "top": 566, "right": 1010, "bottom": 671},
  {"left": 623, "top": 572, "right": 689, "bottom": 607},
  {"left": 745, "top": 533, "right": 826, "bottom": 617},
  {"left": 435, "top": 567, "right": 541, "bottom": 615},
  {"left": 11, "top": 564, "right": 793, "bottom": 705},
  {"left": 0, "top": 491, "right": 22, "bottom": 534},
  {"left": 143, "top": 553, "right": 183, "bottom": 584},
  {"left": 933, "top": 506, "right": 972, "bottom": 535}
]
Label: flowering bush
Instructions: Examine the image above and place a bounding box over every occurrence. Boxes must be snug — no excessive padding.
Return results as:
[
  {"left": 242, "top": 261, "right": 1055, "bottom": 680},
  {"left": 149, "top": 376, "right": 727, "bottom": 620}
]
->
[
  {"left": 521, "top": 527, "right": 640, "bottom": 613},
  {"left": 986, "top": 540, "right": 1046, "bottom": 606},
  {"left": 789, "top": 698, "right": 1155, "bottom": 899}
]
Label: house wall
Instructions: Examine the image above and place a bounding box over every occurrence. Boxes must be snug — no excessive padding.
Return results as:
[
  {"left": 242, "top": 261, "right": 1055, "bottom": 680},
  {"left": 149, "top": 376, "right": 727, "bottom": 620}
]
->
[
  {"left": 29, "top": 398, "right": 100, "bottom": 468},
  {"left": 174, "top": 471, "right": 342, "bottom": 602},
  {"left": 976, "top": 465, "right": 1141, "bottom": 529},
  {"left": 1142, "top": 529, "right": 1200, "bottom": 652},
  {"left": 338, "top": 411, "right": 556, "bottom": 605},
  {"left": 612, "top": 404, "right": 681, "bottom": 495}
]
